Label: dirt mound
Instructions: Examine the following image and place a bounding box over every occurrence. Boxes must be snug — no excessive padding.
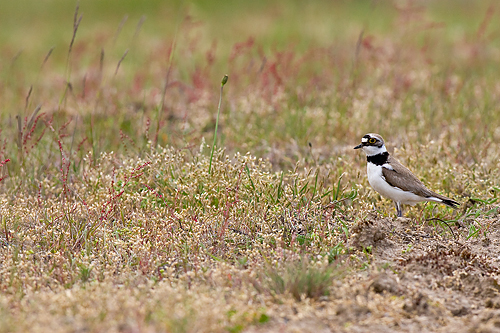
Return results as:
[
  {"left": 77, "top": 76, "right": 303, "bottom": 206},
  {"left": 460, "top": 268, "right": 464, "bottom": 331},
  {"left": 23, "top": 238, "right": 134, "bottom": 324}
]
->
[
  {"left": 347, "top": 213, "right": 500, "bottom": 332},
  {"left": 254, "top": 214, "right": 500, "bottom": 332}
]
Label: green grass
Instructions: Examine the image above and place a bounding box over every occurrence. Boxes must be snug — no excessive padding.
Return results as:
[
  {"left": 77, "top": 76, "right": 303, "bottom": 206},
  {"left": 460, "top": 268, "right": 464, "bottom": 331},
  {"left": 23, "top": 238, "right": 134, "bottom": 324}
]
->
[{"left": 0, "top": 1, "right": 499, "bottom": 332}]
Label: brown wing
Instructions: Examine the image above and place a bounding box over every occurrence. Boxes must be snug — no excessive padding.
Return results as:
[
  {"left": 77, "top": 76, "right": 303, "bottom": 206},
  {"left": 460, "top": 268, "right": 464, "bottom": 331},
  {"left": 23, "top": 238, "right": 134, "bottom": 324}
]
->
[
  {"left": 381, "top": 155, "right": 436, "bottom": 198},
  {"left": 382, "top": 155, "right": 459, "bottom": 206}
]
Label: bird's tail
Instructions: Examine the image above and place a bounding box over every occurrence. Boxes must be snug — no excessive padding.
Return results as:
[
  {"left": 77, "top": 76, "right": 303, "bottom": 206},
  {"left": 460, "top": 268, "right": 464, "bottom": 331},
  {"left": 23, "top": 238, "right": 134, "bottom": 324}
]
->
[
  {"left": 441, "top": 198, "right": 459, "bottom": 208},
  {"left": 427, "top": 192, "right": 460, "bottom": 208}
]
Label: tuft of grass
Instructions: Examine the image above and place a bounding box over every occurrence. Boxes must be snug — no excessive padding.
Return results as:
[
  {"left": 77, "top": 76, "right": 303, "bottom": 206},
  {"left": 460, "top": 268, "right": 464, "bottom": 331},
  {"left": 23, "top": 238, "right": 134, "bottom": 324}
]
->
[{"left": 254, "top": 257, "right": 344, "bottom": 301}]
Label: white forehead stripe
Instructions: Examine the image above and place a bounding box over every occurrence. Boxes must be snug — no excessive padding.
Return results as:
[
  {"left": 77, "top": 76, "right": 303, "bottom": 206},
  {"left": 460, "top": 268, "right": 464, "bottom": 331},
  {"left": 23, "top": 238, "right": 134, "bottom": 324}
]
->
[{"left": 361, "top": 138, "right": 368, "bottom": 143}]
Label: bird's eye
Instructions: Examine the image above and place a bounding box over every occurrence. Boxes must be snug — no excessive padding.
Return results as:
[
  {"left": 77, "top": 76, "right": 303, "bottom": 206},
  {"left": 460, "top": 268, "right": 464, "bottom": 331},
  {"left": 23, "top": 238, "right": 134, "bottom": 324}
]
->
[{"left": 369, "top": 138, "right": 377, "bottom": 144}]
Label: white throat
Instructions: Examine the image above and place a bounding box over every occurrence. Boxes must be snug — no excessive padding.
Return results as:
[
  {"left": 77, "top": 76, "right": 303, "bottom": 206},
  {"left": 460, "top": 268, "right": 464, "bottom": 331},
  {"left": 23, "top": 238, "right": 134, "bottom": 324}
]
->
[{"left": 362, "top": 144, "right": 387, "bottom": 157}]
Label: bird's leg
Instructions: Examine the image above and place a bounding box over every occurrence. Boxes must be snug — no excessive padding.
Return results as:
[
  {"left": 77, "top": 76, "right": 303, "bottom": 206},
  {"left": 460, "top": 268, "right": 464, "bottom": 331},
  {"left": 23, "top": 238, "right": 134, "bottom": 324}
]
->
[{"left": 395, "top": 202, "right": 402, "bottom": 217}]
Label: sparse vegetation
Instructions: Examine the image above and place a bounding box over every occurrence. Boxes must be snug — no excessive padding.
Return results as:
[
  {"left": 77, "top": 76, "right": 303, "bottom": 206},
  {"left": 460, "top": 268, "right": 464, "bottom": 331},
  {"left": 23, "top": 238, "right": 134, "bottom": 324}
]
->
[{"left": 0, "top": 1, "right": 499, "bottom": 332}]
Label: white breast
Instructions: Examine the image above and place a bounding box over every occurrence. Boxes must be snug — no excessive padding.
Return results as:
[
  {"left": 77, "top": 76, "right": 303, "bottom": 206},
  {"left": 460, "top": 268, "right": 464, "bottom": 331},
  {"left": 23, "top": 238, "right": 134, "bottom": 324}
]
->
[{"left": 366, "top": 163, "right": 425, "bottom": 205}]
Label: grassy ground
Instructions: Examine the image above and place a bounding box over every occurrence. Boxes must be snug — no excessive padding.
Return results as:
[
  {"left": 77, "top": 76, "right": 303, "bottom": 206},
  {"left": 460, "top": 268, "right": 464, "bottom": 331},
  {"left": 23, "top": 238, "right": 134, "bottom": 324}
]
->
[{"left": 1, "top": 1, "right": 500, "bottom": 332}]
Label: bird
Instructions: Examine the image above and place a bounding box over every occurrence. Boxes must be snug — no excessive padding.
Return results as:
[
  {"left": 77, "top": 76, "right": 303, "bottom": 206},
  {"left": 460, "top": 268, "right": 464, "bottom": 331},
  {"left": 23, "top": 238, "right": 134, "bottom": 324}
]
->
[{"left": 354, "top": 133, "right": 459, "bottom": 217}]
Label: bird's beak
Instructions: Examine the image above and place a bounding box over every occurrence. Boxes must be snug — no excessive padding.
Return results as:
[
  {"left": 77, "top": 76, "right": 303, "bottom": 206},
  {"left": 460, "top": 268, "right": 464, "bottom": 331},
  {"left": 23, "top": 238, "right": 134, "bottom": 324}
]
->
[{"left": 354, "top": 144, "right": 362, "bottom": 149}]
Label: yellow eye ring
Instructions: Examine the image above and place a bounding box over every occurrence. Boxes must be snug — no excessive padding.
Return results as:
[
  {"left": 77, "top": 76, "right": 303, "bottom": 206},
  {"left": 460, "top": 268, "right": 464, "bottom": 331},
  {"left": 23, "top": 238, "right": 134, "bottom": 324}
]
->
[{"left": 369, "top": 138, "right": 376, "bottom": 144}]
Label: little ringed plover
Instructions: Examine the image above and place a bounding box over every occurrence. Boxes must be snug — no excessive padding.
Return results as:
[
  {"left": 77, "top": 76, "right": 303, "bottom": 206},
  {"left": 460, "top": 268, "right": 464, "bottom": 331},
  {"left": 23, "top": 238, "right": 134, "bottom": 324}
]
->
[{"left": 354, "top": 133, "right": 459, "bottom": 217}]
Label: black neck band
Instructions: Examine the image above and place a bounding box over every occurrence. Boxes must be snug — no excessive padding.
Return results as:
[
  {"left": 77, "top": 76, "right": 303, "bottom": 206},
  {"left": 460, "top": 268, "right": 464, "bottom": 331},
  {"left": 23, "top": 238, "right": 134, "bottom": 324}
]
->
[{"left": 367, "top": 152, "right": 389, "bottom": 166}]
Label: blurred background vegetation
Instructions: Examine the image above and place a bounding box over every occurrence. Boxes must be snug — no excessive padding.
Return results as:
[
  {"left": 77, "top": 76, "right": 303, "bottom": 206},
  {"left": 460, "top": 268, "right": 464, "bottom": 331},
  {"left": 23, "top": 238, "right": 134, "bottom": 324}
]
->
[
  {"left": 0, "top": 0, "right": 499, "bottom": 169},
  {"left": 1, "top": 1, "right": 498, "bottom": 71}
]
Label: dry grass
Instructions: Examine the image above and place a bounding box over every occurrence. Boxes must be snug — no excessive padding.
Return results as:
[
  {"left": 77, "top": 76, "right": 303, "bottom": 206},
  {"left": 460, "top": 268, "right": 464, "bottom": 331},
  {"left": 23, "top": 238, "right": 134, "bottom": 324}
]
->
[{"left": 0, "top": 1, "right": 500, "bottom": 332}]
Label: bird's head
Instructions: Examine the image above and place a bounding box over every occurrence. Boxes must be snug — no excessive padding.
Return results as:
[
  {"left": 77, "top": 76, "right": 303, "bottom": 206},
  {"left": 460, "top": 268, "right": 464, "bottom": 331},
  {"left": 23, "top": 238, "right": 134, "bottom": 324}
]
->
[{"left": 354, "top": 133, "right": 387, "bottom": 156}]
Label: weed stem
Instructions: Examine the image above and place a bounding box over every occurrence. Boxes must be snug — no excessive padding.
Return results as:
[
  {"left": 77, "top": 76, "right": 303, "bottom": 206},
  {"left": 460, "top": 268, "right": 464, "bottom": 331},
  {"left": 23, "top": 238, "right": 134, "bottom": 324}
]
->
[{"left": 209, "top": 74, "right": 228, "bottom": 175}]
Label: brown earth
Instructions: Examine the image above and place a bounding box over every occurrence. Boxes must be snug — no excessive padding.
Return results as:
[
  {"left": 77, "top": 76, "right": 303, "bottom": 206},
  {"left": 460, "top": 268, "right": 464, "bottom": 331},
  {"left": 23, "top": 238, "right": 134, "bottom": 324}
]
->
[{"left": 246, "top": 213, "right": 500, "bottom": 333}]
